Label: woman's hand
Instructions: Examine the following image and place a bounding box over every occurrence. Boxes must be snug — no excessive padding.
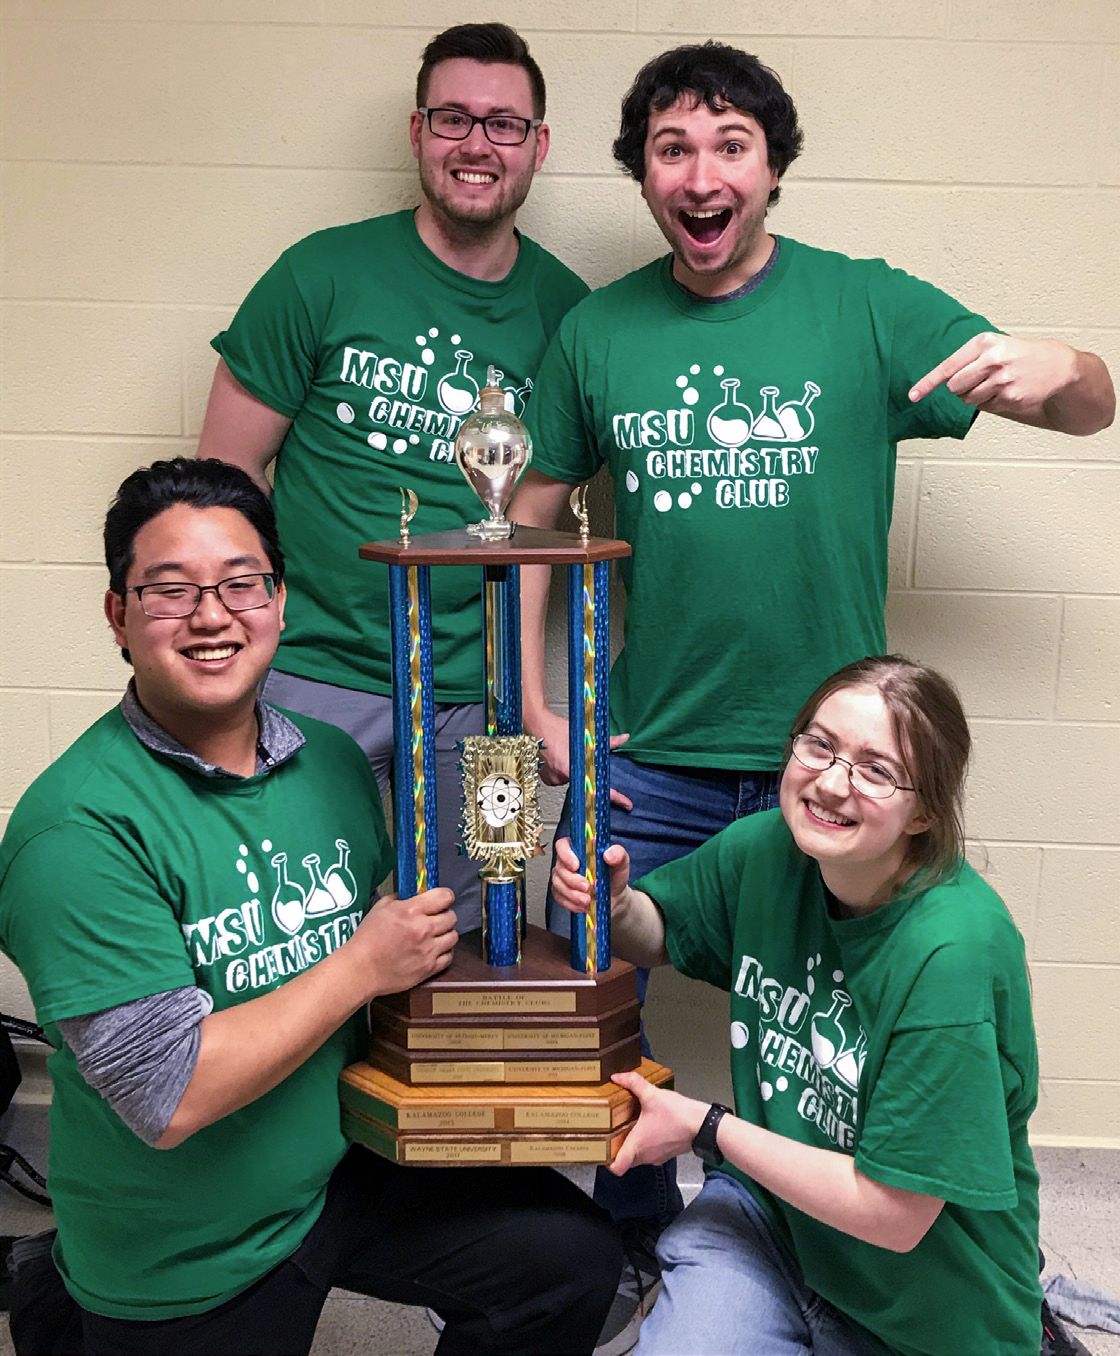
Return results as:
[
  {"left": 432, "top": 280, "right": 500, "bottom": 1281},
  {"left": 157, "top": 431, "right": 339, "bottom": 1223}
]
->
[
  {"left": 609, "top": 1070, "right": 709, "bottom": 1176},
  {"left": 550, "top": 839, "right": 633, "bottom": 916}
]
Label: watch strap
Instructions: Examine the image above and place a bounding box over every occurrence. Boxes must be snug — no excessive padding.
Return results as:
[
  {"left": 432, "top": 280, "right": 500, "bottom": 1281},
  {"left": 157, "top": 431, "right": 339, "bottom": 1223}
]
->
[{"left": 691, "top": 1102, "right": 730, "bottom": 1168}]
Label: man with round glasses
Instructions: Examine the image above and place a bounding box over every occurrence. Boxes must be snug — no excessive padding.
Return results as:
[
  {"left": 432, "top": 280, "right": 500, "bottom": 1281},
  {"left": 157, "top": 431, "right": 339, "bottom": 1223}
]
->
[
  {"left": 0, "top": 457, "right": 621, "bottom": 1356},
  {"left": 196, "top": 22, "right": 586, "bottom": 935}
]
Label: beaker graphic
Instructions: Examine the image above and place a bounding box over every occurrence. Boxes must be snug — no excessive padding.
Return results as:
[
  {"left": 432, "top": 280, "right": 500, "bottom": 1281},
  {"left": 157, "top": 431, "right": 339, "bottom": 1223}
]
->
[
  {"left": 706, "top": 378, "right": 754, "bottom": 448},
  {"left": 777, "top": 381, "right": 820, "bottom": 440},
  {"left": 437, "top": 350, "right": 480, "bottom": 416},
  {"left": 325, "top": 839, "right": 357, "bottom": 909},
  {"left": 270, "top": 852, "right": 307, "bottom": 935},
  {"left": 505, "top": 377, "right": 533, "bottom": 417},
  {"left": 751, "top": 386, "right": 786, "bottom": 440},
  {"left": 302, "top": 854, "right": 340, "bottom": 918},
  {"left": 811, "top": 990, "right": 853, "bottom": 1070},
  {"left": 832, "top": 1026, "right": 866, "bottom": 1092}
]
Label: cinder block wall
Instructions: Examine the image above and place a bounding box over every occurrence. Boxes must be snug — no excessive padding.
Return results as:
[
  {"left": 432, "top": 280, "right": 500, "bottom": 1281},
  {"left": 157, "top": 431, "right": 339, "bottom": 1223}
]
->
[{"left": 1, "top": 2, "right": 1117, "bottom": 1146}]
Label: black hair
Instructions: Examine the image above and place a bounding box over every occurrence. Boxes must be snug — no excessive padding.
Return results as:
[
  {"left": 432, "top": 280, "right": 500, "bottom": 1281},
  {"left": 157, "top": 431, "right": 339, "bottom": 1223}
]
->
[
  {"left": 417, "top": 23, "right": 546, "bottom": 120},
  {"left": 105, "top": 457, "right": 283, "bottom": 663},
  {"left": 613, "top": 42, "right": 803, "bottom": 203}
]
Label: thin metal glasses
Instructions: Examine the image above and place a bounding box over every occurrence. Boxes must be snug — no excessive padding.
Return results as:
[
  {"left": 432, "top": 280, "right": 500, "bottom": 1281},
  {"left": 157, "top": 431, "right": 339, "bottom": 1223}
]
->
[
  {"left": 418, "top": 106, "right": 541, "bottom": 146},
  {"left": 126, "top": 573, "right": 278, "bottom": 619},
  {"left": 790, "top": 733, "right": 916, "bottom": 799}
]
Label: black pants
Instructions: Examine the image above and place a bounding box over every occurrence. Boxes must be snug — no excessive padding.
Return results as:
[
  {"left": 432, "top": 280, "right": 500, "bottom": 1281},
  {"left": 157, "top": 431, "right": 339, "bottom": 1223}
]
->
[{"left": 77, "top": 1148, "right": 623, "bottom": 1356}]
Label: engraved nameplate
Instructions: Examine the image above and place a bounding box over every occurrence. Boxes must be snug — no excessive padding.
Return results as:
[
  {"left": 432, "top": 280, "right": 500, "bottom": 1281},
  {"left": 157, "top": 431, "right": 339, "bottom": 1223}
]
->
[
  {"left": 507, "top": 1060, "right": 599, "bottom": 1081},
  {"left": 510, "top": 1141, "right": 606, "bottom": 1164},
  {"left": 513, "top": 1106, "right": 611, "bottom": 1130},
  {"left": 398, "top": 1107, "right": 495, "bottom": 1130},
  {"left": 504, "top": 1028, "right": 598, "bottom": 1050},
  {"left": 432, "top": 991, "right": 577, "bottom": 1015},
  {"left": 405, "top": 1142, "right": 503, "bottom": 1164},
  {"left": 407, "top": 1028, "right": 498, "bottom": 1050},
  {"left": 414, "top": 1062, "right": 504, "bottom": 1084}
]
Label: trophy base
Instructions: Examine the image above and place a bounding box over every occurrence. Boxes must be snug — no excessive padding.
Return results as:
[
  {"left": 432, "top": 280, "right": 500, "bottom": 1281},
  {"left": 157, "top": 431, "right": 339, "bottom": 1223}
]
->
[
  {"left": 368, "top": 1032, "right": 642, "bottom": 1086},
  {"left": 373, "top": 924, "right": 637, "bottom": 1020},
  {"left": 340, "top": 1057, "right": 674, "bottom": 1167}
]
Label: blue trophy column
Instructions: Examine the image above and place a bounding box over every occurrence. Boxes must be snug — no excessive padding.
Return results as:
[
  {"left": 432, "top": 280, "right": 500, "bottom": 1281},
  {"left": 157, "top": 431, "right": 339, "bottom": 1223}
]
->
[
  {"left": 566, "top": 560, "right": 612, "bottom": 972},
  {"left": 388, "top": 563, "right": 438, "bottom": 899}
]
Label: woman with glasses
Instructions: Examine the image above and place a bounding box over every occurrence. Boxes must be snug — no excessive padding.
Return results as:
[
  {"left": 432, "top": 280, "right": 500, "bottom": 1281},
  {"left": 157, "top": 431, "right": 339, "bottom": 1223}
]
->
[{"left": 551, "top": 655, "right": 1041, "bottom": 1355}]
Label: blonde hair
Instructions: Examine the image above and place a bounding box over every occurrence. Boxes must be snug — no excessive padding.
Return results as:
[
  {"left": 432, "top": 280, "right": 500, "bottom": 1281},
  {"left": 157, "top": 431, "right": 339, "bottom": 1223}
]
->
[{"left": 788, "top": 655, "right": 971, "bottom": 888}]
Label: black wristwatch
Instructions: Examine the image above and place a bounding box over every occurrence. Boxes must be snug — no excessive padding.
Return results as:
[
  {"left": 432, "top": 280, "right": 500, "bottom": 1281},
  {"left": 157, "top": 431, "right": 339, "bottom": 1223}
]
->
[{"left": 691, "top": 1103, "right": 730, "bottom": 1169}]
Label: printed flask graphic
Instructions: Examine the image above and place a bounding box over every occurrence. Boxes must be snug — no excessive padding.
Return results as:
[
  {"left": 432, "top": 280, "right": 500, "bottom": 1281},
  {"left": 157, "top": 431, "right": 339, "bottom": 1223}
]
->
[
  {"left": 706, "top": 378, "right": 754, "bottom": 448},
  {"left": 326, "top": 839, "right": 358, "bottom": 908},
  {"left": 437, "top": 349, "right": 480, "bottom": 415},
  {"left": 776, "top": 381, "right": 820, "bottom": 440},
  {"left": 270, "top": 852, "right": 307, "bottom": 935},
  {"left": 831, "top": 1027, "right": 866, "bottom": 1093},
  {"left": 811, "top": 990, "right": 853, "bottom": 1070},
  {"left": 751, "top": 386, "right": 786, "bottom": 440},
  {"left": 301, "top": 855, "right": 339, "bottom": 918}
]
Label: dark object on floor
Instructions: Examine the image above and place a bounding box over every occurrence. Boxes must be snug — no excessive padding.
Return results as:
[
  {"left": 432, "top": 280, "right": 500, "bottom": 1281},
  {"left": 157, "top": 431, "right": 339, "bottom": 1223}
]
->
[{"left": 1041, "top": 1297, "right": 1093, "bottom": 1356}]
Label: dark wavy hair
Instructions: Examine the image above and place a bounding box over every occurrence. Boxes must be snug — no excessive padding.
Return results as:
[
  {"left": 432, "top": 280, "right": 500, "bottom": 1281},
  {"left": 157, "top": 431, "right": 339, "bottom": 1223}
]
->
[
  {"left": 613, "top": 42, "right": 803, "bottom": 202},
  {"left": 416, "top": 23, "right": 546, "bottom": 119},
  {"left": 786, "top": 656, "right": 972, "bottom": 891},
  {"left": 105, "top": 457, "right": 283, "bottom": 663}
]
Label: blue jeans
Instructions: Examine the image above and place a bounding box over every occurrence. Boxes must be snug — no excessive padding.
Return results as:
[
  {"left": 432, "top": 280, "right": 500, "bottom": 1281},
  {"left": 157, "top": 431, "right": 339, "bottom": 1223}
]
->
[
  {"left": 637, "top": 1173, "right": 885, "bottom": 1355},
  {"left": 546, "top": 754, "right": 781, "bottom": 1224}
]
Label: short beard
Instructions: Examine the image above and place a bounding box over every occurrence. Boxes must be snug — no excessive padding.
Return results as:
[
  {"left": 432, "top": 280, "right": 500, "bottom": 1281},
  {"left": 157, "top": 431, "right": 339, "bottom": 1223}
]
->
[{"left": 418, "top": 162, "right": 534, "bottom": 238}]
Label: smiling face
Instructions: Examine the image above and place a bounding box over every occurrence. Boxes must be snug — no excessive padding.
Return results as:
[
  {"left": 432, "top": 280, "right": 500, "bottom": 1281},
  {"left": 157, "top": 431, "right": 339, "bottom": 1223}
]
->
[
  {"left": 641, "top": 95, "right": 779, "bottom": 296},
  {"left": 410, "top": 58, "right": 549, "bottom": 235},
  {"left": 105, "top": 504, "right": 285, "bottom": 741},
  {"left": 779, "top": 684, "right": 930, "bottom": 910}
]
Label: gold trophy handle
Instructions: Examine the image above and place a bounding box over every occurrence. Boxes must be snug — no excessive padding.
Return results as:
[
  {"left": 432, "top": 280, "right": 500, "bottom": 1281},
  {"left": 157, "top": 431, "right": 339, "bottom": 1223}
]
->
[
  {"left": 569, "top": 485, "right": 590, "bottom": 544},
  {"left": 398, "top": 487, "right": 419, "bottom": 545}
]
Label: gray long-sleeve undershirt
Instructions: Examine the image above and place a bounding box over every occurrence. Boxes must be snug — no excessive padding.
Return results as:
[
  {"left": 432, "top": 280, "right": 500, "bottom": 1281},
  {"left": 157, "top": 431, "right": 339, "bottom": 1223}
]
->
[
  {"left": 59, "top": 987, "right": 213, "bottom": 1147},
  {"left": 55, "top": 683, "right": 306, "bottom": 1146}
]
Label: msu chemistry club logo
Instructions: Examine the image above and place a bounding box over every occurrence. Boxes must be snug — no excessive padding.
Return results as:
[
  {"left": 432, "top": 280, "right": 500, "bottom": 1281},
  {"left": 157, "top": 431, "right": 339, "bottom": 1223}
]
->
[
  {"left": 331, "top": 326, "right": 531, "bottom": 465},
  {"left": 180, "top": 837, "right": 365, "bottom": 994},
  {"left": 731, "top": 950, "right": 867, "bottom": 1151},
  {"left": 613, "top": 364, "right": 822, "bottom": 514}
]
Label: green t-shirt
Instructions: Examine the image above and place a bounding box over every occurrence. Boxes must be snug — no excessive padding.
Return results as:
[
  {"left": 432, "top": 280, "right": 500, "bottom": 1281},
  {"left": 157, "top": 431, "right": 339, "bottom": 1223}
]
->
[
  {"left": 528, "top": 240, "right": 991, "bottom": 768},
  {"left": 0, "top": 709, "right": 393, "bottom": 1320},
  {"left": 641, "top": 810, "right": 1041, "bottom": 1356},
  {"left": 213, "top": 210, "right": 588, "bottom": 701}
]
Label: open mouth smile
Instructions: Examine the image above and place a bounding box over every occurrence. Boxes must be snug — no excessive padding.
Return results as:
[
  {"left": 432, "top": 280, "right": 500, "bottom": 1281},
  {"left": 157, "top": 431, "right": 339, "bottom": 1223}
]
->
[
  {"left": 679, "top": 207, "right": 732, "bottom": 244},
  {"left": 805, "top": 799, "right": 856, "bottom": 829},
  {"left": 452, "top": 169, "right": 498, "bottom": 186},
  {"left": 180, "top": 644, "right": 241, "bottom": 664}
]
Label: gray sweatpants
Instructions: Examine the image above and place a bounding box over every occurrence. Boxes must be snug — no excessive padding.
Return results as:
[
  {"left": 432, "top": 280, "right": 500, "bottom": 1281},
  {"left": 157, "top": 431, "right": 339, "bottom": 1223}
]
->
[{"left": 262, "top": 669, "right": 485, "bottom": 931}]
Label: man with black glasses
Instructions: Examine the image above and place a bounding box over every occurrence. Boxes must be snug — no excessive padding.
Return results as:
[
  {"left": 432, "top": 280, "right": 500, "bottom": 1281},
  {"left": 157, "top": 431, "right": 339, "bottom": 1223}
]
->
[
  {"left": 197, "top": 22, "right": 586, "bottom": 935},
  {"left": 0, "top": 457, "right": 620, "bottom": 1356}
]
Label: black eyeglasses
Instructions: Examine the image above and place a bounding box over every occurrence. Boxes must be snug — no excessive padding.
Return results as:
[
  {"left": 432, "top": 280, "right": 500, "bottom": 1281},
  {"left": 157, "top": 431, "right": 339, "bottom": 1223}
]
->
[
  {"left": 126, "top": 573, "right": 278, "bottom": 619},
  {"left": 418, "top": 106, "right": 541, "bottom": 146},
  {"left": 790, "top": 733, "right": 916, "bottom": 800}
]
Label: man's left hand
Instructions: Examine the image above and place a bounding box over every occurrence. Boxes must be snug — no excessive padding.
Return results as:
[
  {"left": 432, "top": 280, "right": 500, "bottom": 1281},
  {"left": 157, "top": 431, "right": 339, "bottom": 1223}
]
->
[{"left": 908, "top": 333, "right": 1115, "bottom": 435}]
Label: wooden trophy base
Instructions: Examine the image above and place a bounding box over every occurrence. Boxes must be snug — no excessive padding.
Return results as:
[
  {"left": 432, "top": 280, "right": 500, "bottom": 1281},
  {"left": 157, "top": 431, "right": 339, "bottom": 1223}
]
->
[
  {"left": 340, "top": 1058, "right": 673, "bottom": 1166},
  {"left": 373, "top": 924, "right": 637, "bottom": 1021},
  {"left": 343, "top": 925, "right": 668, "bottom": 1166}
]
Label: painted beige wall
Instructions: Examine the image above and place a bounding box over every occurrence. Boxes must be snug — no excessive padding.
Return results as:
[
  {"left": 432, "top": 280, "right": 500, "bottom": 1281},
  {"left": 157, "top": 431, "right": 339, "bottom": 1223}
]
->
[{"left": 1, "top": 2, "right": 1116, "bottom": 1145}]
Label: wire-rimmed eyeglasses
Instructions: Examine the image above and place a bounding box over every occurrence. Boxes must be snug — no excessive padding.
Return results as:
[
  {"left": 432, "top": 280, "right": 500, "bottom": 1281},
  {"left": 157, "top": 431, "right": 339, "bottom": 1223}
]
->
[
  {"left": 125, "top": 573, "right": 278, "bottom": 619},
  {"left": 418, "top": 106, "right": 541, "bottom": 146},
  {"left": 789, "top": 733, "right": 916, "bottom": 800}
]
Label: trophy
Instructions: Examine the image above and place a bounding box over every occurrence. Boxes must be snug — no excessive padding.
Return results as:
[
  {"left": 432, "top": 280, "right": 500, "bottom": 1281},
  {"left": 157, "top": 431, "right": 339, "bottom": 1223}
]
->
[{"left": 339, "top": 377, "right": 671, "bottom": 1166}]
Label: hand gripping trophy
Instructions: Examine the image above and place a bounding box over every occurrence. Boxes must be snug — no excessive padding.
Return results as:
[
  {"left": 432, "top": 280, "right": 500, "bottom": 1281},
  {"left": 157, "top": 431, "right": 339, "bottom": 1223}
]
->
[{"left": 339, "top": 368, "right": 672, "bottom": 1166}]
